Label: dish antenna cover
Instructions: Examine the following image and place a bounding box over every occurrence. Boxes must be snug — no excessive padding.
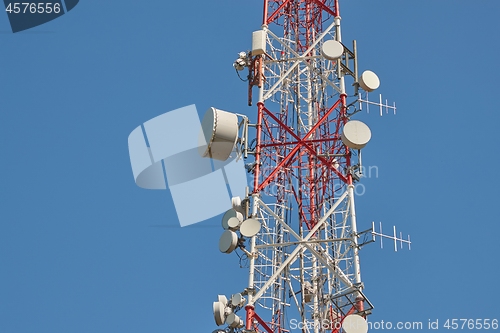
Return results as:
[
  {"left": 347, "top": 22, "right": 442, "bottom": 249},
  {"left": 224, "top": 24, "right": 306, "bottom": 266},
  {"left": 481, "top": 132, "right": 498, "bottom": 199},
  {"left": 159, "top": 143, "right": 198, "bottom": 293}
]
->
[
  {"left": 239, "top": 218, "right": 261, "bottom": 237},
  {"left": 225, "top": 313, "right": 244, "bottom": 328},
  {"left": 199, "top": 107, "right": 239, "bottom": 161},
  {"left": 227, "top": 217, "right": 241, "bottom": 230},
  {"left": 342, "top": 314, "right": 368, "bottom": 333},
  {"left": 231, "top": 293, "right": 246, "bottom": 307},
  {"left": 341, "top": 120, "right": 372, "bottom": 150},
  {"left": 358, "top": 70, "right": 380, "bottom": 92},
  {"left": 217, "top": 295, "right": 228, "bottom": 307},
  {"left": 321, "top": 40, "right": 344, "bottom": 60},
  {"left": 222, "top": 209, "right": 243, "bottom": 230},
  {"left": 212, "top": 301, "right": 225, "bottom": 326},
  {"left": 219, "top": 230, "right": 238, "bottom": 253}
]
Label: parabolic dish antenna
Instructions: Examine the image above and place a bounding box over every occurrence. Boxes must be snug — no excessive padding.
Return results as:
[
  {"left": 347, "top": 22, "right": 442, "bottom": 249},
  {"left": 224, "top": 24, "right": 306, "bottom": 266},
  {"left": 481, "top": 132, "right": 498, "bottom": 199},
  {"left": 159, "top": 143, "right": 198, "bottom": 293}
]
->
[
  {"left": 217, "top": 295, "right": 228, "bottom": 307},
  {"left": 219, "top": 230, "right": 238, "bottom": 253},
  {"left": 341, "top": 120, "right": 371, "bottom": 150},
  {"left": 231, "top": 293, "right": 246, "bottom": 307},
  {"left": 342, "top": 314, "right": 368, "bottom": 333},
  {"left": 240, "top": 218, "right": 261, "bottom": 237},
  {"left": 198, "top": 107, "right": 239, "bottom": 161},
  {"left": 321, "top": 40, "right": 344, "bottom": 60},
  {"left": 225, "top": 313, "right": 243, "bottom": 328},
  {"left": 227, "top": 217, "right": 241, "bottom": 230},
  {"left": 358, "top": 70, "right": 380, "bottom": 92},
  {"left": 222, "top": 209, "right": 243, "bottom": 230},
  {"left": 212, "top": 301, "right": 225, "bottom": 326}
]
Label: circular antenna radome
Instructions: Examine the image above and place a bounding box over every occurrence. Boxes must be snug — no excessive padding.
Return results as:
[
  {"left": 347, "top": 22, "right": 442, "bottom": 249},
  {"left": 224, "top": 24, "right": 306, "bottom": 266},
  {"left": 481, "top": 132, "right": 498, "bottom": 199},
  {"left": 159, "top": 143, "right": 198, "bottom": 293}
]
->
[
  {"left": 199, "top": 107, "right": 239, "bottom": 161},
  {"left": 227, "top": 217, "right": 241, "bottom": 230},
  {"left": 219, "top": 230, "right": 238, "bottom": 253},
  {"left": 217, "top": 295, "right": 228, "bottom": 307},
  {"left": 358, "top": 70, "right": 380, "bottom": 92},
  {"left": 222, "top": 209, "right": 243, "bottom": 230},
  {"left": 231, "top": 293, "right": 246, "bottom": 307},
  {"left": 213, "top": 301, "right": 225, "bottom": 326},
  {"left": 342, "top": 314, "right": 368, "bottom": 333},
  {"left": 240, "top": 218, "right": 261, "bottom": 237},
  {"left": 321, "top": 40, "right": 344, "bottom": 60},
  {"left": 341, "top": 120, "right": 372, "bottom": 150},
  {"left": 225, "top": 313, "right": 244, "bottom": 328}
]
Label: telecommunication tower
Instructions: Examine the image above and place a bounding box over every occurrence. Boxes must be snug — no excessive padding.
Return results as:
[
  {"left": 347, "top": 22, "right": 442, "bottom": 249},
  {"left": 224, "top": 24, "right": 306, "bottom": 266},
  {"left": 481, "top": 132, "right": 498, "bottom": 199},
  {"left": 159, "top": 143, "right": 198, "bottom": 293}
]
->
[{"left": 200, "top": 1, "right": 410, "bottom": 333}]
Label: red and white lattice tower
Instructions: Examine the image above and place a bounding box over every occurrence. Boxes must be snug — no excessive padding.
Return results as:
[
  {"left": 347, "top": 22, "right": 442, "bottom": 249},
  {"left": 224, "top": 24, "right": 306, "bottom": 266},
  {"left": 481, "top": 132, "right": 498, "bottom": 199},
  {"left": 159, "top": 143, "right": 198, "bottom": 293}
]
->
[{"left": 211, "top": 1, "right": 406, "bottom": 332}]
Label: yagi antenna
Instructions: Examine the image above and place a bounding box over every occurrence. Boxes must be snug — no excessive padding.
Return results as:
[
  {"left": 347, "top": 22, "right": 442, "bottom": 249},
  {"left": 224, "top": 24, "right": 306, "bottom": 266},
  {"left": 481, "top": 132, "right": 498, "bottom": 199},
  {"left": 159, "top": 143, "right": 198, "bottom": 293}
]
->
[
  {"left": 358, "top": 92, "right": 397, "bottom": 116},
  {"left": 371, "top": 221, "right": 411, "bottom": 251}
]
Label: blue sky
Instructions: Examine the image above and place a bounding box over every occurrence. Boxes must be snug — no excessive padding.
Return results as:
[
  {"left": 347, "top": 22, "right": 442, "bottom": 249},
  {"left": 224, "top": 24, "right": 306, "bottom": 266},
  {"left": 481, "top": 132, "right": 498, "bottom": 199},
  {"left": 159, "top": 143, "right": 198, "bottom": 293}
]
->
[{"left": 1, "top": 1, "right": 499, "bottom": 332}]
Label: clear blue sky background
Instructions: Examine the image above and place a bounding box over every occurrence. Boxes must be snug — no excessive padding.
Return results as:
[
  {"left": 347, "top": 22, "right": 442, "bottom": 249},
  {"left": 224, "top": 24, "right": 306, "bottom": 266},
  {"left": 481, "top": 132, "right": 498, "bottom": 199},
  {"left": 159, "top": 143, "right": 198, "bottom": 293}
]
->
[{"left": 1, "top": 1, "right": 499, "bottom": 332}]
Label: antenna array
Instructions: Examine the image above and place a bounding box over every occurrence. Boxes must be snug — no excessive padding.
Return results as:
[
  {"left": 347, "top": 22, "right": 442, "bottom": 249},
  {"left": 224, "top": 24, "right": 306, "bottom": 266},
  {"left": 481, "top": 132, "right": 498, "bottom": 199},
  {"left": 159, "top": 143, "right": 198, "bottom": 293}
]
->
[{"left": 198, "top": 1, "right": 412, "bottom": 332}]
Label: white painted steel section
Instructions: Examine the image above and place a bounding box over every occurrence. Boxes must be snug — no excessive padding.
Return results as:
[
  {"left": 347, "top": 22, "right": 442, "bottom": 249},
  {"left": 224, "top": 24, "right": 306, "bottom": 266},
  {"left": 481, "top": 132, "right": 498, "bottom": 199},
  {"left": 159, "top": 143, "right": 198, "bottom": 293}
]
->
[
  {"left": 262, "top": 20, "right": 340, "bottom": 100},
  {"left": 246, "top": 194, "right": 260, "bottom": 305},
  {"left": 335, "top": 15, "right": 346, "bottom": 96},
  {"left": 249, "top": 191, "right": 354, "bottom": 305},
  {"left": 348, "top": 184, "right": 362, "bottom": 285}
]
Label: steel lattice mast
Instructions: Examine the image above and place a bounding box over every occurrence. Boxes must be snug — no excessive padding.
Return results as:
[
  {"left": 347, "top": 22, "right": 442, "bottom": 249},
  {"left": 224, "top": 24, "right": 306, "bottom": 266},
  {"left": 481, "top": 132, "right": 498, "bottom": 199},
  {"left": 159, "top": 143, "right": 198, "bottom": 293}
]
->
[
  {"left": 241, "top": 1, "right": 371, "bottom": 332},
  {"left": 208, "top": 0, "right": 405, "bottom": 332}
]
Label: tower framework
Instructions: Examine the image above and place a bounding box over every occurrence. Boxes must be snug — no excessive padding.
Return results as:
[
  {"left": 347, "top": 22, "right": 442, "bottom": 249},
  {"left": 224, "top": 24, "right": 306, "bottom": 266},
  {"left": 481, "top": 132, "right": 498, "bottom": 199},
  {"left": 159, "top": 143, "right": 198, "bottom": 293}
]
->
[{"left": 214, "top": 1, "right": 394, "bottom": 332}]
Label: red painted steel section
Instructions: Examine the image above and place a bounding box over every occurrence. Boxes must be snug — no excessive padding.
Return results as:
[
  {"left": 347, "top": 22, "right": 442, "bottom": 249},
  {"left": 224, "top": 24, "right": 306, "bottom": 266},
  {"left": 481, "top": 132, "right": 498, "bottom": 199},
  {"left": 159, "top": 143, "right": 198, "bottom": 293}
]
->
[
  {"left": 356, "top": 296, "right": 365, "bottom": 317},
  {"left": 245, "top": 306, "right": 255, "bottom": 331},
  {"left": 263, "top": 0, "right": 269, "bottom": 25},
  {"left": 254, "top": 311, "right": 275, "bottom": 333},
  {"left": 255, "top": 98, "right": 346, "bottom": 193},
  {"left": 331, "top": 306, "right": 357, "bottom": 333},
  {"left": 253, "top": 102, "right": 264, "bottom": 192},
  {"left": 312, "top": 0, "right": 336, "bottom": 17},
  {"left": 261, "top": 137, "right": 341, "bottom": 148},
  {"left": 265, "top": 0, "right": 292, "bottom": 25},
  {"left": 246, "top": 305, "right": 275, "bottom": 333}
]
